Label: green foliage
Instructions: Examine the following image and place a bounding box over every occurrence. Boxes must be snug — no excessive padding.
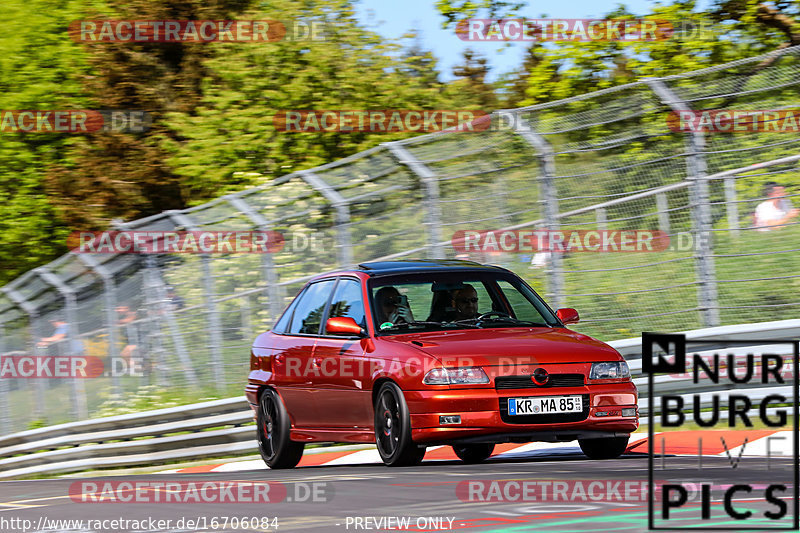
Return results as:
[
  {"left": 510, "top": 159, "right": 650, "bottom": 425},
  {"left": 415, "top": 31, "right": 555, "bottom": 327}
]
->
[
  {"left": 26, "top": 419, "right": 48, "bottom": 430},
  {"left": 0, "top": 0, "right": 103, "bottom": 284},
  {"left": 93, "top": 384, "right": 221, "bottom": 418},
  {"left": 500, "top": 1, "right": 800, "bottom": 108},
  {"left": 162, "top": 0, "right": 471, "bottom": 203},
  {"left": 435, "top": 0, "right": 525, "bottom": 29}
]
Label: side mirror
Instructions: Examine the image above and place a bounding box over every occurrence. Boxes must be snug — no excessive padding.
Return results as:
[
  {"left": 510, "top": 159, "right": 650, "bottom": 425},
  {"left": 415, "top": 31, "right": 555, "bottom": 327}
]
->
[
  {"left": 556, "top": 308, "right": 580, "bottom": 325},
  {"left": 326, "top": 316, "right": 366, "bottom": 336}
]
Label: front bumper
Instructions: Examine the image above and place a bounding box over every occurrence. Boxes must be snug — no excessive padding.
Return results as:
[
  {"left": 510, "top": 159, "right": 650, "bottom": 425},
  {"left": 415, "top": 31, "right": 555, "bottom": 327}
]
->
[{"left": 406, "top": 382, "right": 638, "bottom": 444}]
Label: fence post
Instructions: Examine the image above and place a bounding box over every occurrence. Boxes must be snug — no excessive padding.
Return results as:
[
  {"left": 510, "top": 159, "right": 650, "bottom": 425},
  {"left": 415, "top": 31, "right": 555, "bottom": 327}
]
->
[
  {"left": 596, "top": 208, "right": 607, "bottom": 232},
  {"left": 512, "top": 115, "right": 565, "bottom": 308},
  {"left": 167, "top": 212, "right": 221, "bottom": 391},
  {"left": 385, "top": 143, "right": 445, "bottom": 259},
  {"left": 226, "top": 195, "right": 283, "bottom": 321},
  {"left": 646, "top": 79, "right": 720, "bottom": 327},
  {"left": 35, "top": 268, "right": 88, "bottom": 421},
  {"left": 298, "top": 171, "right": 354, "bottom": 267},
  {"left": 76, "top": 254, "right": 122, "bottom": 397},
  {"left": 0, "top": 287, "right": 44, "bottom": 426},
  {"left": 241, "top": 295, "right": 253, "bottom": 343},
  {"left": 0, "top": 320, "right": 9, "bottom": 434},
  {"left": 142, "top": 255, "right": 168, "bottom": 387},
  {"left": 724, "top": 177, "right": 740, "bottom": 236},
  {"left": 656, "top": 193, "right": 671, "bottom": 234}
]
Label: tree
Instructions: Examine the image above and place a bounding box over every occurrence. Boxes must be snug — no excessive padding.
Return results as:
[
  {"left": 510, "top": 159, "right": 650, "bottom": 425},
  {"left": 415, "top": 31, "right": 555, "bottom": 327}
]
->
[
  {"left": 0, "top": 0, "right": 104, "bottom": 285},
  {"left": 498, "top": 1, "right": 800, "bottom": 108},
  {"left": 163, "top": 0, "right": 465, "bottom": 201},
  {"left": 446, "top": 48, "right": 497, "bottom": 109},
  {"left": 47, "top": 0, "right": 255, "bottom": 230},
  {"left": 435, "top": 0, "right": 524, "bottom": 29}
]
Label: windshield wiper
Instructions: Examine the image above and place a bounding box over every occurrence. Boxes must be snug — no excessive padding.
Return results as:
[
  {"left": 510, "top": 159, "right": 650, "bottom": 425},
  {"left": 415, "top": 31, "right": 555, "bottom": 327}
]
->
[
  {"left": 451, "top": 317, "right": 550, "bottom": 327},
  {"left": 410, "top": 320, "right": 481, "bottom": 329},
  {"left": 379, "top": 320, "right": 480, "bottom": 332}
]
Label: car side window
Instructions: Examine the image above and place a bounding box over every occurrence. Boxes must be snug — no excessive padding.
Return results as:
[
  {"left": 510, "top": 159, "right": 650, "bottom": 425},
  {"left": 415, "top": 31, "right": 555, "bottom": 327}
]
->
[
  {"left": 272, "top": 288, "right": 305, "bottom": 333},
  {"left": 325, "top": 279, "right": 366, "bottom": 333},
  {"left": 288, "top": 279, "right": 336, "bottom": 335}
]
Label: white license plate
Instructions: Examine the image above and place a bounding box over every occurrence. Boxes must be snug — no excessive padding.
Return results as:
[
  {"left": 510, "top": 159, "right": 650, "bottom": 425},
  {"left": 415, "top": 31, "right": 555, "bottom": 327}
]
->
[{"left": 508, "top": 395, "right": 582, "bottom": 415}]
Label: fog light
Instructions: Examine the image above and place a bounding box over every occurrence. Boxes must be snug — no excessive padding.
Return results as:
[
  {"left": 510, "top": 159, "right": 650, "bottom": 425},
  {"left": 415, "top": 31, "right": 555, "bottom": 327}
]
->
[
  {"left": 622, "top": 408, "right": 637, "bottom": 417},
  {"left": 440, "top": 415, "right": 461, "bottom": 425},
  {"left": 595, "top": 411, "right": 609, "bottom": 417}
]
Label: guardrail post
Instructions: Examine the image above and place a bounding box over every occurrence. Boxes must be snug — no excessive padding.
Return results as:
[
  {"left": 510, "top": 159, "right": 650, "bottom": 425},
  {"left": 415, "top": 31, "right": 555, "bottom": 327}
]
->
[
  {"left": 225, "top": 196, "right": 283, "bottom": 321},
  {"left": 298, "top": 171, "right": 354, "bottom": 267},
  {"left": 167, "top": 212, "right": 223, "bottom": 391},
  {"left": 35, "top": 268, "right": 88, "bottom": 421},
  {"left": 76, "top": 254, "right": 122, "bottom": 397},
  {"left": 646, "top": 79, "right": 720, "bottom": 327},
  {"left": 385, "top": 143, "right": 445, "bottom": 259},
  {"left": 511, "top": 115, "right": 565, "bottom": 308}
]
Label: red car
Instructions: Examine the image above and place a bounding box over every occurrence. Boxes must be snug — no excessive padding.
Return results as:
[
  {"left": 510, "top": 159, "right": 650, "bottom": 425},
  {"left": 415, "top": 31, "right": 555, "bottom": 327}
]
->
[{"left": 245, "top": 260, "right": 638, "bottom": 468}]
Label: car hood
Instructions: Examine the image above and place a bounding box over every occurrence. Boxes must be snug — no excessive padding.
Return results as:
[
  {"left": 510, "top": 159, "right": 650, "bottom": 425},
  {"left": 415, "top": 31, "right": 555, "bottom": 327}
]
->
[{"left": 383, "top": 327, "right": 621, "bottom": 366}]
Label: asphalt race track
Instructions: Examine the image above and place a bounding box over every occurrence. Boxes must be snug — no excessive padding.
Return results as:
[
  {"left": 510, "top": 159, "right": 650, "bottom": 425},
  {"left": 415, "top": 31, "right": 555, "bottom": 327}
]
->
[{"left": 0, "top": 448, "right": 795, "bottom": 533}]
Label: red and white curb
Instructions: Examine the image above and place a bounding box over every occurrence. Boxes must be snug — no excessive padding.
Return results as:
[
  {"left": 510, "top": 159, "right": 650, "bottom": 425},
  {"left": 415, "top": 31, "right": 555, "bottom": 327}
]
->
[{"left": 160, "top": 430, "right": 792, "bottom": 474}]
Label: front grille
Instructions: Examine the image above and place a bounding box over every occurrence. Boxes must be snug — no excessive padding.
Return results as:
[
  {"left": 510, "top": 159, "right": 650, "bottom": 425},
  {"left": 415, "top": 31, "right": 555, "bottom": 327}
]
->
[
  {"left": 499, "top": 394, "right": 590, "bottom": 424},
  {"left": 495, "top": 374, "right": 585, "bottom": 389}
]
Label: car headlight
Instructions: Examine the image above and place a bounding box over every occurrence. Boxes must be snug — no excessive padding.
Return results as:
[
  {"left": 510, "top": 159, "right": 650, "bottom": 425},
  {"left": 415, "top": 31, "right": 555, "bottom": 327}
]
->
[
  {"left": 589, "top": 361, "right": 630, "bottom": 380},
  {"left": 423, "top": 367, "right": 490, "bottom": 385}
]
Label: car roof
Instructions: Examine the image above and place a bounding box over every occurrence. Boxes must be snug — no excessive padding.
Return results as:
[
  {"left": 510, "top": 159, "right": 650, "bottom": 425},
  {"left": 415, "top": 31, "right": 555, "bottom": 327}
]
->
[{"left": 312, "top": 259, "right": 511, "bottom": 280}]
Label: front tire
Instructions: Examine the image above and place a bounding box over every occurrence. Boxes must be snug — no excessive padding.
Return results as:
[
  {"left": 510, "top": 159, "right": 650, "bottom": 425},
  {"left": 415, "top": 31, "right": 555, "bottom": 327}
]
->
[
  {"left": 374, "top": 382, "right": 425, "bottom": 467},
  {"left": 578, "top": 436, "right": 629, "bottom": 459},
  {"left": 257, "top": 389, "right": 305, "bottom": 469},
  {"left": 453, "top": 444, "right": 495, "bottom": 464}
]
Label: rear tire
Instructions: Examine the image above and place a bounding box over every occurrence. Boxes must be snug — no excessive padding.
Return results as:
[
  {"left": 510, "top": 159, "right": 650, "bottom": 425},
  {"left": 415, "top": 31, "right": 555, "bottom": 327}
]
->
[
  {"left": 257, "top": 389, "right": 305, "bottom": 469},
  {"left": 453, "top": 444, "right": 495, "bottom": 464},
  {"left": 374, "top": 382, "right": 425, "bottom": 467},
  {"left": 578, "top": 436, "right": 629, "bottom": 459}
]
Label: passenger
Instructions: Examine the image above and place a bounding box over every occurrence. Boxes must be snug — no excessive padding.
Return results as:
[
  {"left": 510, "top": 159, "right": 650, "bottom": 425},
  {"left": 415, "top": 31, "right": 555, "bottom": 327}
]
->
[{"left": 375, "top": 286, "right": 414, "bottom": 324}]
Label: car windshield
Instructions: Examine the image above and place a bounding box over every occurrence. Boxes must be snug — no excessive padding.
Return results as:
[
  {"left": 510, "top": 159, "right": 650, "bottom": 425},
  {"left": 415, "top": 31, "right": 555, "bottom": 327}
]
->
[{"left": 368, "top": 271, "right": 560, "bottom": 335}]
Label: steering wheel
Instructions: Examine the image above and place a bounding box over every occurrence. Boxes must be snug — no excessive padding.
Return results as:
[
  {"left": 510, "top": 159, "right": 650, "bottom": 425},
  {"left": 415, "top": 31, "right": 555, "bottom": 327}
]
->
[{"left": 476, "top": 311, "right": 512, "bottom": 321}]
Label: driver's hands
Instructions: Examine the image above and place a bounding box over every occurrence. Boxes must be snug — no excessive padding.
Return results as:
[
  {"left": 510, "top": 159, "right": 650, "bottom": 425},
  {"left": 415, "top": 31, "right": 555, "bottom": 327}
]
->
[{"left": 389, "top": 305, "right": 414, "bottom": 323}]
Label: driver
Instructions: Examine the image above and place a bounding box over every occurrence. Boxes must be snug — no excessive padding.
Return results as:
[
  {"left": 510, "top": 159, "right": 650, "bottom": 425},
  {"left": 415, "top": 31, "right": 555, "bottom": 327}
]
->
[
  {"left": 452, "top": 284, "right": 479, "bottom": 320},
  {"left": 375, "top": 286, "right": 414, "bottom": 324}
]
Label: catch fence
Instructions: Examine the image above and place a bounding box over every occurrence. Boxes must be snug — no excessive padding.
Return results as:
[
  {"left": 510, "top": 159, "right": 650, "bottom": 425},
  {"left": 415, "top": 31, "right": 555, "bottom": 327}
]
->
[{"left": 2, "top": 46, "right": 800, "bottom": 434}]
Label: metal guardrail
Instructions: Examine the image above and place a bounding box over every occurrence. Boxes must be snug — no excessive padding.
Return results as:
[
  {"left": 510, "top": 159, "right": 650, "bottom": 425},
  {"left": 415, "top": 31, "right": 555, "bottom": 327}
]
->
[{"left": 0, "top": 320, "right": 797, "bottom": 479}]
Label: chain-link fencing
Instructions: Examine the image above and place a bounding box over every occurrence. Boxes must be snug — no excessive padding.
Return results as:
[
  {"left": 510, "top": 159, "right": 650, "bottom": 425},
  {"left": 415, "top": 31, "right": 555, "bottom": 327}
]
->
[{"left": 2, "top": 46, "right": 800, "bottom": 434}]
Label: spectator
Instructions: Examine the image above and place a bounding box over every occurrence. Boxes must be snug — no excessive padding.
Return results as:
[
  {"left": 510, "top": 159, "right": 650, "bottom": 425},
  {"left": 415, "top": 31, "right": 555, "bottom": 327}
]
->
[
  {"left": 754, "top": 182, "right": 799, "bottom": 231},
  {"left": 165, "top": 286, "right": 185, "bottom": 310},
  {"left": 116, "top": 305, "right": 140, "bottom": 362},
  {"left": 37, "top": 316, "right": 84, "bottom": 355}
]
